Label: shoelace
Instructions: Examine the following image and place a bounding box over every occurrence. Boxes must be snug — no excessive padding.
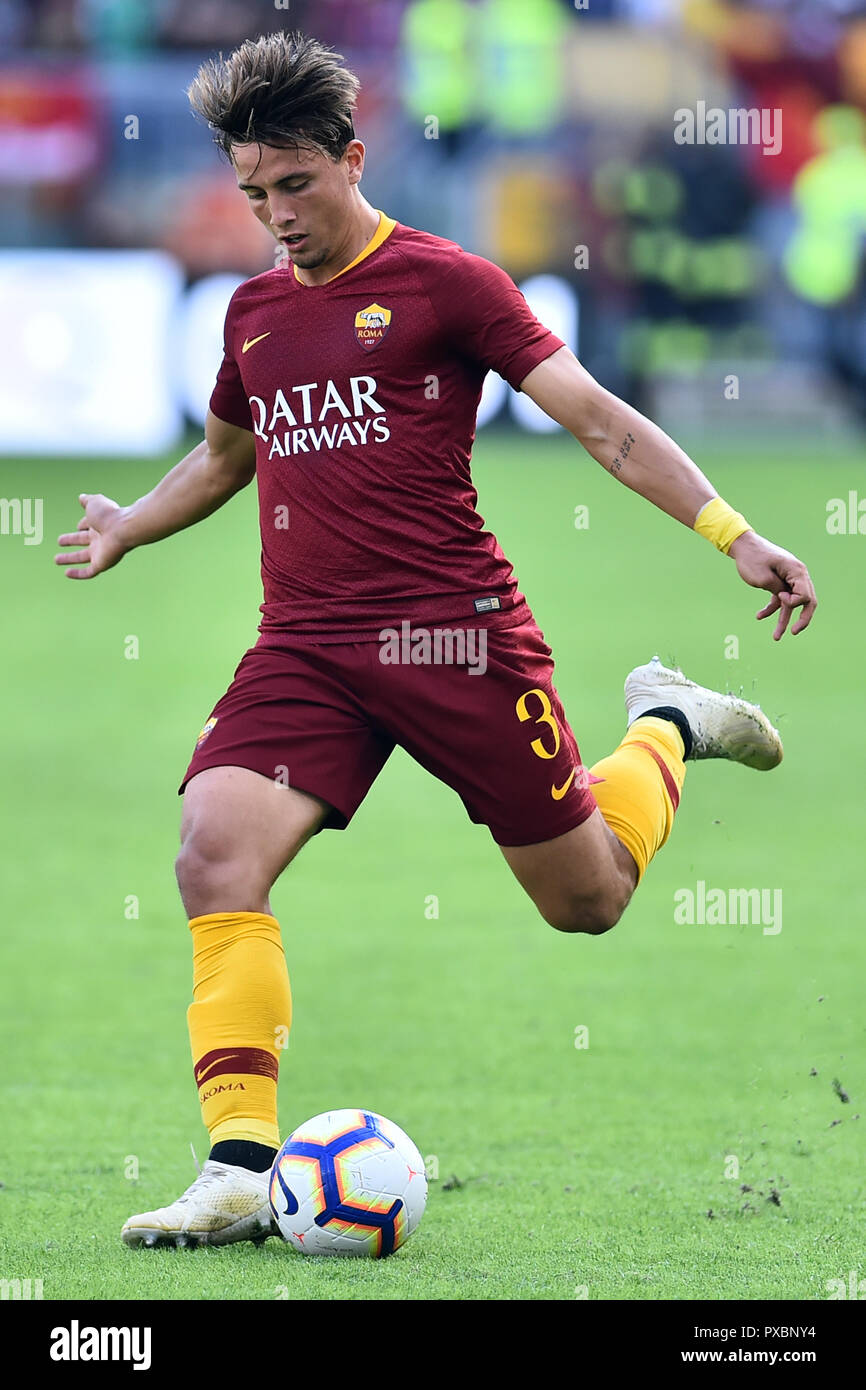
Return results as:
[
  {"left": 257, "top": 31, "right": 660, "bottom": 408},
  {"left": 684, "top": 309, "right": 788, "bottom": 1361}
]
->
[{"left": 175, "top": 1161, "right": 232, "bottom": 1205}]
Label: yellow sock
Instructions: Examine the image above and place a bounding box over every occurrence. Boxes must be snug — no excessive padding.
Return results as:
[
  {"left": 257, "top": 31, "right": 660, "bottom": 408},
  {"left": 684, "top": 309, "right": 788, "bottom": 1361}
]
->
[
  {"left": 187, "top": 911, "right": 290, "bottom": 1149},
  {"left": 588, "top": 717, "right": 687, "bottom": 882}
]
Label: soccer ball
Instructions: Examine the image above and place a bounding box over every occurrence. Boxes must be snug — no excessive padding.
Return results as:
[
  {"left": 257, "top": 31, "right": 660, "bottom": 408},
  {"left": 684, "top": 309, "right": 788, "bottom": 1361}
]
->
[{"left": 269, "top": 1108, "right": 427, "bottom": 1257}]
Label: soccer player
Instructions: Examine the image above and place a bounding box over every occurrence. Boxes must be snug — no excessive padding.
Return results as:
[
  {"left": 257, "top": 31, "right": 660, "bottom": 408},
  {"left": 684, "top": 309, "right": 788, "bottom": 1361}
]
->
[{"left": 55, "top": 33, "right": 817, "bottom": 1248}]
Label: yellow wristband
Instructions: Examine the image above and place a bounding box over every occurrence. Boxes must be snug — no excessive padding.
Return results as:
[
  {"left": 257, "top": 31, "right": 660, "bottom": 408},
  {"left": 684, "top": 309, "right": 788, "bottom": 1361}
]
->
[{"left": 694, "top": 497, "right": 752, "bottom": 555}]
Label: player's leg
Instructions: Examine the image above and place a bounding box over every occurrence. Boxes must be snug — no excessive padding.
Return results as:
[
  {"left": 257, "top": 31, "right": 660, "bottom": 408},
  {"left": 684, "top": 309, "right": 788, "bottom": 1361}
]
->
[
  {"left": 122, "top": 769, "right": 331, "bottom": 1249},
  {"left": 179, "top": 767, "right": 331, "bottom": 1162},
  {"left": 122, "top": 642, "right": 394, "bottom": 1247},
  {"left": 177, "top": 767, "right": 330, "bottom": 1170},
  {"left": 502, "top": 698, "right": 689, "bottom": 933},
  {"left": 501, "top": 805, "right": 639, "bottom": 935},
  {"left": 361, "top": 616, "right": 644, "bottom": 935},
  {"left": 502, "top": 656, "right": 783, "bottom": 935},
  {"left": 172, "top": 645, "right": 391, "bottom": 1177},
  {"left": 363, "top": 621, "right": 781, "bottom": 942},
  {"left": 175, "top": 763, "right": 329, "bottom": 917}
]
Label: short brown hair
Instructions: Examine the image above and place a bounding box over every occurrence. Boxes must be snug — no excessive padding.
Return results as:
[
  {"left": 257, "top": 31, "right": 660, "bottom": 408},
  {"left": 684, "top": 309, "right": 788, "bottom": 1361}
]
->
[{"left": 188, "top": 31, "right": 360, "bottom": 163}]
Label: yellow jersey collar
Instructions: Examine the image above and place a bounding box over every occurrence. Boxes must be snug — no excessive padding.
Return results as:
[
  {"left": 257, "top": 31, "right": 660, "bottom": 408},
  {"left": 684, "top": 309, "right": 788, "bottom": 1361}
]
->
[{"left": 293, "top": 210, "right": 396, "bottom": 286}]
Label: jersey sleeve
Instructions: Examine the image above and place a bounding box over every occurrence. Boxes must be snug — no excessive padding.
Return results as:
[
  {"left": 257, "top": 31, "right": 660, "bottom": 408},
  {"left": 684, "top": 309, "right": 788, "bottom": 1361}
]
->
[
  {"left": 424, "top": 251, "right": 565, "bottom": 390},
  {"left": 208, "top": 291, "right": 254, "bottom": 431}
]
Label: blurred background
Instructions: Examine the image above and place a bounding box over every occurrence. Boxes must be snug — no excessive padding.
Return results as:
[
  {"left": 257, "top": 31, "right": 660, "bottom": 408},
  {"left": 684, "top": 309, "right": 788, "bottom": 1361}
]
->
[{"left": 2, "top": 0, "right": 866, "bottom": 454}]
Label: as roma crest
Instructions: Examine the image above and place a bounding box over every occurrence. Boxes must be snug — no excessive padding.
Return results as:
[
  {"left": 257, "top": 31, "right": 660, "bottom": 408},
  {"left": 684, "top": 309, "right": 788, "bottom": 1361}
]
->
[
  {"left": 354, "top": 302, "right": 391, "bottom": 351},
  {"left": 195, "top": 716, "right": 218, "bottom": 750}
]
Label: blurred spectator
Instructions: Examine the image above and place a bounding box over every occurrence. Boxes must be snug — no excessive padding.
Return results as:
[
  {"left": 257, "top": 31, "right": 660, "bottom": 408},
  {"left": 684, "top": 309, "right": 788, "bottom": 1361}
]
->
[
  {"left": 784, "top": 104, "right": 866, "bottom": 305},
  {"left": 158, "top": 173, "right": 276, "bottom": 275},
  {"left": 0, "top": 0, "right": 30, "bottom": 49},
  {"left": 1, "top": 0, "right": 865, "bottom": 420},
  {"left": 81, "top": 0, "right": 159, "bottom": 54},
  {"left": 478, "top": 0, "right": 568, "bottom": 137},
  {"left": 399, "top": 0, "right": 479, "bottom": 152}
]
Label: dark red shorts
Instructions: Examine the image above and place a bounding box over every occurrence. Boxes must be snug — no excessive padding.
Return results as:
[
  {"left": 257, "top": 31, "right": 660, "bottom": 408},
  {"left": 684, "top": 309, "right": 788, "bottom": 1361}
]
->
[{"left": 179, "top": 616, "right": 597, "bottom": 847}]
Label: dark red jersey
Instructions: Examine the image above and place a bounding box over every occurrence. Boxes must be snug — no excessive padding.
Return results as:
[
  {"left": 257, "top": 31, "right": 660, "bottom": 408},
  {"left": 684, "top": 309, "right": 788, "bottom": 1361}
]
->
[{"left": 209, "top": 213, "right": 564, "bottom": 641}]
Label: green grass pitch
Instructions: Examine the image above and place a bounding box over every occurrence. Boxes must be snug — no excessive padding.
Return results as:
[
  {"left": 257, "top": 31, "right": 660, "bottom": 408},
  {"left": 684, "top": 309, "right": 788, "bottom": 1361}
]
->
[{"left": 0, "top": 432, "right": 863, "bottom": 1301}]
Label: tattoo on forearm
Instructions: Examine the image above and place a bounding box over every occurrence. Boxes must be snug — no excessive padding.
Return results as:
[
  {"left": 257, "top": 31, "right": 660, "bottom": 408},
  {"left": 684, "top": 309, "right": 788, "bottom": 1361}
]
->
[{"left": 610, "top": 431, "right": 635, "bottom": 476}]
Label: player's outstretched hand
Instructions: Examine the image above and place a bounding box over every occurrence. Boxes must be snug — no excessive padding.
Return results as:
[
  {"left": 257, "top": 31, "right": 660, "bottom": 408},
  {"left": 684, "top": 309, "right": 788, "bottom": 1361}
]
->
[
  {"left": 55, "top": 493, "right": 129, "bottom": 580},
  {"left": 728, "top": 531, "right": 817, "bottom": 640}
]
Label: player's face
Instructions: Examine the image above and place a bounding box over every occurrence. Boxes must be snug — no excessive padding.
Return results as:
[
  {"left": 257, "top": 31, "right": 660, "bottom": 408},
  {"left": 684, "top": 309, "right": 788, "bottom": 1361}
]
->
[{"left": 232, "top": 140, "right": 365, "bottom": 272}]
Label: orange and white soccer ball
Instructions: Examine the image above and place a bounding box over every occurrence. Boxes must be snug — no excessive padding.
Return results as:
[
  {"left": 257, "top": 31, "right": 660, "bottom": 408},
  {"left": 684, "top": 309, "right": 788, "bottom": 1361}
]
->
[{"left": 269, "top": 1109, "right": 428, "bottom": 1257}]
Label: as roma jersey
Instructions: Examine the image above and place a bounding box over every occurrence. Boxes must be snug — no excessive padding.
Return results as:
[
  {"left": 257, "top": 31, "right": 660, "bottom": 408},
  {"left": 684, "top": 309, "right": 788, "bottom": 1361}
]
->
[{"left": 209, "top": 212, "right": 564, "bottom": 641}]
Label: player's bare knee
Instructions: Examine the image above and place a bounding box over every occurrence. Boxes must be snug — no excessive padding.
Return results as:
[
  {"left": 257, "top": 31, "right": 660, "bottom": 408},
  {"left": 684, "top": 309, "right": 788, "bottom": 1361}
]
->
[
  {"left": 174, "top": 835, "right": 264, "bottom": 916},
  {"left": 543, "top": 904, "right": 617, "bottom": 936},
  {"left": 542, "top": 885, "right": 631, "bottom": 936},
  {"left": 174, "top": 839, "right": 219, "bottom": 910}
]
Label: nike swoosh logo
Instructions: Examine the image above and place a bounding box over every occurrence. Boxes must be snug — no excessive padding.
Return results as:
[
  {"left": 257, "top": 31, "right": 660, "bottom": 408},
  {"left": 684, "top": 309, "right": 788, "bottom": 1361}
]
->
[
  {"left": 273, "top": 1166, "right": 299, "bottom": 1217},
  {"left": 551, "top": 769, "right": 576, "bottom": 800},
  {"left": 195, "top": 1052, "right": 241, "bottom": 1084},
  {"left": 242, "top": 332, "right": 271, "bottom": 353}
]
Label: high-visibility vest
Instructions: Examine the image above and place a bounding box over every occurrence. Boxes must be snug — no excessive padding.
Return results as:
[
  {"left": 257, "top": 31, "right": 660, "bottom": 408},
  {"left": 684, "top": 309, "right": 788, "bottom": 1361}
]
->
[
  {"left": 785, "top": 112, "right": 866, "bottom": 304},
  {"left": 400, "top": 0, "right": 477, "bottom": 130},
  {"left": 479, "top": 0, "right": 568, "bottom": 135}
]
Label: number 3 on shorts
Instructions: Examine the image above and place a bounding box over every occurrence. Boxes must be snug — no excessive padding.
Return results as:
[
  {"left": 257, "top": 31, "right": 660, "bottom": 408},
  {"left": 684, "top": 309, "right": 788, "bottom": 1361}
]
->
[{"left": 515, "top": 687, "right": 561, "bottom": 760}]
